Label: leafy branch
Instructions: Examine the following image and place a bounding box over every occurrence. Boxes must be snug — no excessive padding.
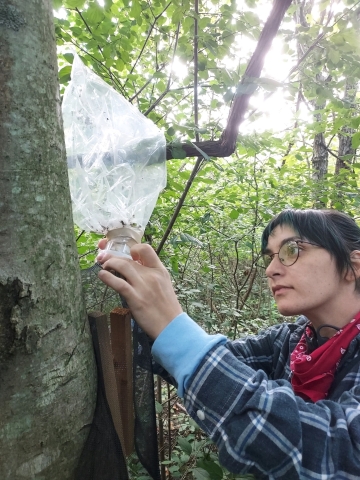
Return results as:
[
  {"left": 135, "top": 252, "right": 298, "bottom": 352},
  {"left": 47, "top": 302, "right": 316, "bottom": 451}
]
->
[{"left": 165, "top": 0, "right": 293, "bottom": 159}]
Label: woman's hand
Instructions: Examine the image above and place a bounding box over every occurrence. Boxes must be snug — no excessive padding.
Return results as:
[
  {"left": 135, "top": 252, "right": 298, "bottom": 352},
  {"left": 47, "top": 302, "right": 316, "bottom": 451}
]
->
[{"left": 96, "top": 243, "right": 183, "bottom": 339}]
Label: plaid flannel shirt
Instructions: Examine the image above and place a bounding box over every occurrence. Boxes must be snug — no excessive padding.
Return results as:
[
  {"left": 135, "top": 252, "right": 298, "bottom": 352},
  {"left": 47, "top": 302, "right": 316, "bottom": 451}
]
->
[{"left": 183, "top": 316, "right": 360, "bottom": 479}]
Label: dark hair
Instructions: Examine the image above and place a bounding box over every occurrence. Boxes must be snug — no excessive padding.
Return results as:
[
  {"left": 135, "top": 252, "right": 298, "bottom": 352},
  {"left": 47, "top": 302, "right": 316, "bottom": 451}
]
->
[{"left": 261, "top": 209, "right": 360, "bottom": 291}]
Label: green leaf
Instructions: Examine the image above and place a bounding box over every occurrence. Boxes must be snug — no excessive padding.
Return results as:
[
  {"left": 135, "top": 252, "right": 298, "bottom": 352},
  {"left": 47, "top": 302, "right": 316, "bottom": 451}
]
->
[
  {"left": 197, "top": 459, "right": 223, "bottom": 480},
  {"left": 59, "top": 65, "right": 72, "bottom": 77},
  {"left": 130, "top": 0, "right": 142, "bottom": 20},
  {"left": 197, "top": 177, "right": 216, "bottom": 185},
  {"left": 183, "top": 16, "right": 194, "bottom": 33},
  {"left": 169, "top": 180, "right": 184, "bottom": 192},
  {"left": 191, "top": 301, "right": 205, "bottom": 309},
  {"left": 59, "top": 74, "right": 71, "bottom": 84},
  {"left": 243, "top": 11, "right": 260, "bottom": 27},
  {"left": 155, "top": 401, "right": 163, "bottom": 414},
  {"left": 116, "top": 58, "right": 125, "bottom": 71},
  {"left": 328, "top": 48, "right": 340, "bottom": 65},
  {"left": 63, "top": 53, "right": 74, "bottom": 64},
  {"left": 258, "top": 77, "right": 283, "bottom": 91},
  {"left": 84, "top": 4, "right": 105, "bottom": 24},
  {"left": 169, "top": 465, "right": 179, "bottom": 473},
  {"left": 352, "top": 132, "right": 360, "bottom": 149},
  {"left": 180, "top": 233, "right": 203, "bottom": 246},
  {"left": 111, "top": 3, "right": 120, "bottom": 14},
  {"left": 229, "top": 209, "right": 239, "bottom": 220},
  {"left": 187, "top": 141, "right": 210, "bottom": 160},
  {"left": 64, "top": 0, "right": 86, "bottom": 7},
  {"left": 287, "top": 4, "right": 299, "bottom": 15},
  {"left": 192, "top": 467, "right": 211, "bottom": 480},
  {"left": 171, "top": 147, "right": 187, "bottom": 159},
  {"left": 170, "top": 257, "right": 179, "bottom": 273},
  {"left": 210, "top": 161, "right": 224, "bottom": 172},
  {"left": 178, "top": 437, "right": 192, "bottom": 455},
  {"left": 350, "top": 117, "right": 360, "bottom": 129},
  {"left": 53, "top": 0, "right": 63, "bottom": 9},
  {"left": 236, "top": 79, "right": 257, "bottom": 95},
  {"left": 172, "top": 7, "right": 184, "bottom": 24}
]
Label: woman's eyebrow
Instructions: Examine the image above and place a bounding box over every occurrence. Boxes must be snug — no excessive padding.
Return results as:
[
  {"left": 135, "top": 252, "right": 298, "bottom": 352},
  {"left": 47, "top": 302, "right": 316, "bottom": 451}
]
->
[{"left": 263, "top": 236, "right": 300, "bottom": 255}]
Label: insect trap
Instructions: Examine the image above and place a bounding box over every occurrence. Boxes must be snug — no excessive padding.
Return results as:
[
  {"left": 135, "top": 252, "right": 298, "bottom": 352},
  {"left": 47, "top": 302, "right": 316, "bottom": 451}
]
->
[
  {"left": 62, "top": 53, "right": 166, "bottom": 258},
  {"left": 62, "top": 54, "right": 166, "bottom": 480}
]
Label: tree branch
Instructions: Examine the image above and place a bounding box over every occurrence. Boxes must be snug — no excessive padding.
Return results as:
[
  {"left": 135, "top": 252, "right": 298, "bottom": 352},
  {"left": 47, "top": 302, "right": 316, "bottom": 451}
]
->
[
  {"left": 156, "top": 157, "right": 204, "bottom": 254},
  {"left": 144, "top": 23, "right": 181, "bottom": 116},
  {"left": 165, "top": 0, "right": 293, "bottom": 159},
  {"left": 125, "top": 1, "right": 172, "bottom": 88}
]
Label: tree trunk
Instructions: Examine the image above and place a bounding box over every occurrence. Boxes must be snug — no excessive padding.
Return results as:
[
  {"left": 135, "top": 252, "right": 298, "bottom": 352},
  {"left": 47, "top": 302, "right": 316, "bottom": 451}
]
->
[
  {"left": 311, "top": 73, "right": 329, "bottom": 183},
  {"left": 0, "top": 1, "right": 96, "bottom": 478},
  {"left": 312, "top": 132, "right": 328, "bottom": 181},
  {"left": 336, "top": 83, "right": 358, "bottom": 175}
]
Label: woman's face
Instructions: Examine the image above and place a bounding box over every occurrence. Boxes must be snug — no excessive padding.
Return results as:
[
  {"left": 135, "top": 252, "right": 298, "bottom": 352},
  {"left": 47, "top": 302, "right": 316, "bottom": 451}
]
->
[{"left": 264, "top": 224, "right": 347, "bottom": 324}]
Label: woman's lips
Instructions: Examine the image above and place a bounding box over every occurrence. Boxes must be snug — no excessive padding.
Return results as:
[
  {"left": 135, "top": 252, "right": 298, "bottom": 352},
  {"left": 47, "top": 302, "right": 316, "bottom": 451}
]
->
[{"left": 272, "top": 286, "right": 291, "bottom": 296}]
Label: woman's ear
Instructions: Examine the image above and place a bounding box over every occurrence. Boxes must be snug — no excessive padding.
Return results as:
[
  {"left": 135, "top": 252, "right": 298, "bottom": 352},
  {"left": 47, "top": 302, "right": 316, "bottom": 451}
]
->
[{"left": 346, "top": 251, "right": 360, "bottom": 282}]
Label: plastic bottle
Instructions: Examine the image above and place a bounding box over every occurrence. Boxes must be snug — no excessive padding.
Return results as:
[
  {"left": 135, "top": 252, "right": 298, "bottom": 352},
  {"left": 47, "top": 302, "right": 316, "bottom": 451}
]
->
[{"left": 62, "top": 55, "right": 167, "bottom": 257}]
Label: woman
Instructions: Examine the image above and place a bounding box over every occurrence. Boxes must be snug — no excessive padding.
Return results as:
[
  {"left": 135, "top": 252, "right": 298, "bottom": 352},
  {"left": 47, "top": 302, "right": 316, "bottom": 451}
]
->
[{"left": 96, "top": 209, "right": 360, "bottom": 479}]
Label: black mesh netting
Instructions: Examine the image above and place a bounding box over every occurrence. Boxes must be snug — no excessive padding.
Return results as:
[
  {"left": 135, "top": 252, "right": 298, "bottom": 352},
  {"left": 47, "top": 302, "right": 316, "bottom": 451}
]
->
[
  {"left": 133, "top": 322, "right": 161, "bottom": 480},
  {"left": 75, "top": 315, "right": 129, "bottom": 480},
  {"left": 76, "top": 265, "right": 161, "bottom": 480}
]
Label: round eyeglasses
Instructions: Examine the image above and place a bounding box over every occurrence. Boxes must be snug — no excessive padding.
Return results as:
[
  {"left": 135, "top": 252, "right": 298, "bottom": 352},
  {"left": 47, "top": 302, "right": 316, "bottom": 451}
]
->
[{"left": 262, "top": 240, "right": 320, "bottom": 268}]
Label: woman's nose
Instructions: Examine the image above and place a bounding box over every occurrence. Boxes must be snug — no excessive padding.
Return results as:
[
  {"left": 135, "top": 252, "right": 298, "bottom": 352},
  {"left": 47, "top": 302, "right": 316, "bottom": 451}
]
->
[{"left": 265, "top": 254, "right": 283, "bottom": 277}]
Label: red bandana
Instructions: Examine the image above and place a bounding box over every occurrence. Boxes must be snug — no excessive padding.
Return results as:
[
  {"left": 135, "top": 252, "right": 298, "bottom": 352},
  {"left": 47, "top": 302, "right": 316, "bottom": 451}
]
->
[{"left": 290, "top": 312, "right": 360, "bottom": 402}]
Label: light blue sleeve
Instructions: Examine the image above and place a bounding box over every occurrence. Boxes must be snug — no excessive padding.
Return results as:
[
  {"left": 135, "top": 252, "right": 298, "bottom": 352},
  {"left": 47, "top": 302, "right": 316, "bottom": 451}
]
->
[{"left": 151, "top": 312, "right": 227, "bottom": 397}]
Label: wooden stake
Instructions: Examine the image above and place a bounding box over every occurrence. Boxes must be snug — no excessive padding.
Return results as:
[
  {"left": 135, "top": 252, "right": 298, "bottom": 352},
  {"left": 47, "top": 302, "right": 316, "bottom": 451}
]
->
[
  {"left": 110, "top": 307, "right": 134, "bottom": 457},
  {"left": 88, "top": 311, "right": 126, "bottom": 453}
]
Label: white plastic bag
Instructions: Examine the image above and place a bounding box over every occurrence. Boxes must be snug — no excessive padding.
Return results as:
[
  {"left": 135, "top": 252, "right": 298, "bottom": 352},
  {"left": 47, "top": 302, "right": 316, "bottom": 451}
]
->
[{"left": 62, "top": 54, "right": 166, "bottom": 251}]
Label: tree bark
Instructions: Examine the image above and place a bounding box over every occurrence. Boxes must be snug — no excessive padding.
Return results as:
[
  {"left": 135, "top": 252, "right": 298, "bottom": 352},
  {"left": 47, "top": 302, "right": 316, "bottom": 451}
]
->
[
  {"left": 336, "top": 84, "right": 358, "bottom": 175},
  {"left": 0, "top": 1, "right": 96, "bottom": 478},
  {"left": 312, "top": 132, "right": 328, "bottom": 181},
  {"left": 311, "top": 74, "right": 328, "bottom": 187}
]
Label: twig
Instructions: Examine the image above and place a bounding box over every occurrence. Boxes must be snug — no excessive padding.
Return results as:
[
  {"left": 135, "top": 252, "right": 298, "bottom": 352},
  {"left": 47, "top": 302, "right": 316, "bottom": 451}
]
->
[
  {"left": 76, "top": 229, "right": 85, "bottom": 241},
  {"left": 167, "top": 382, "right": 172, "bottom": 462},
  {"left": 125, "top": 1, "right": 172, "bottom": 88},
  {"left": 157, "top": 376, "right": 166, "bottom": 480},
  {"left": 129, "top": 63, "right": 167, "bottom": 102},
  {"left": 144, "top": 23, "right": 181, "bottom": 116},
  {"left": 75, "top": 7, "right": 92, "bottom": 34},
  {"left": 156, "top": 3, "right": 204, "bottom": 254},
  {"left": 156, "top": 156, "right": 204, "bottom": 255},
  {"left": 194, "top": 0, "right": 199, "bottom": 140},
  {"left": 73, "top": 8, "right": 126, "bottom": 95},
  {"left": 174, "top": 402, "right": 187, "bottom": 414},
  {"left": 233, "top": 240, "right": 240, "bottom": 308}
]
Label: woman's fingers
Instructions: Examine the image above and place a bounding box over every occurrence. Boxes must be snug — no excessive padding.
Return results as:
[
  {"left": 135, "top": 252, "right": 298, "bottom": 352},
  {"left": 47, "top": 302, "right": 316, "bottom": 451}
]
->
[
  {"left": 97, "top": 241, "right": 162, "bottom": 269},
  {"left": 98, "top": 238, "right": 107, "bottom": 250},
  {"left": 96, "top": 243, "right": 183, "bottom": 339},
  {"left": 98, "top": 269, "right": 133, "bottom": 297},
  {"left": 130, "top": 243, "right": 163, "bottom": 268},
  {"left": 99, "top": 256, "right": 140, "bottom": 285}
]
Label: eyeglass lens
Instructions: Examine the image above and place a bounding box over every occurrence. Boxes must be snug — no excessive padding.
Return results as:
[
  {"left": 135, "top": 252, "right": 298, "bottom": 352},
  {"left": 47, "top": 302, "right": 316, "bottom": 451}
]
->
[{"left": 263, "top": 241, "right": 299, "bottom": 268}]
